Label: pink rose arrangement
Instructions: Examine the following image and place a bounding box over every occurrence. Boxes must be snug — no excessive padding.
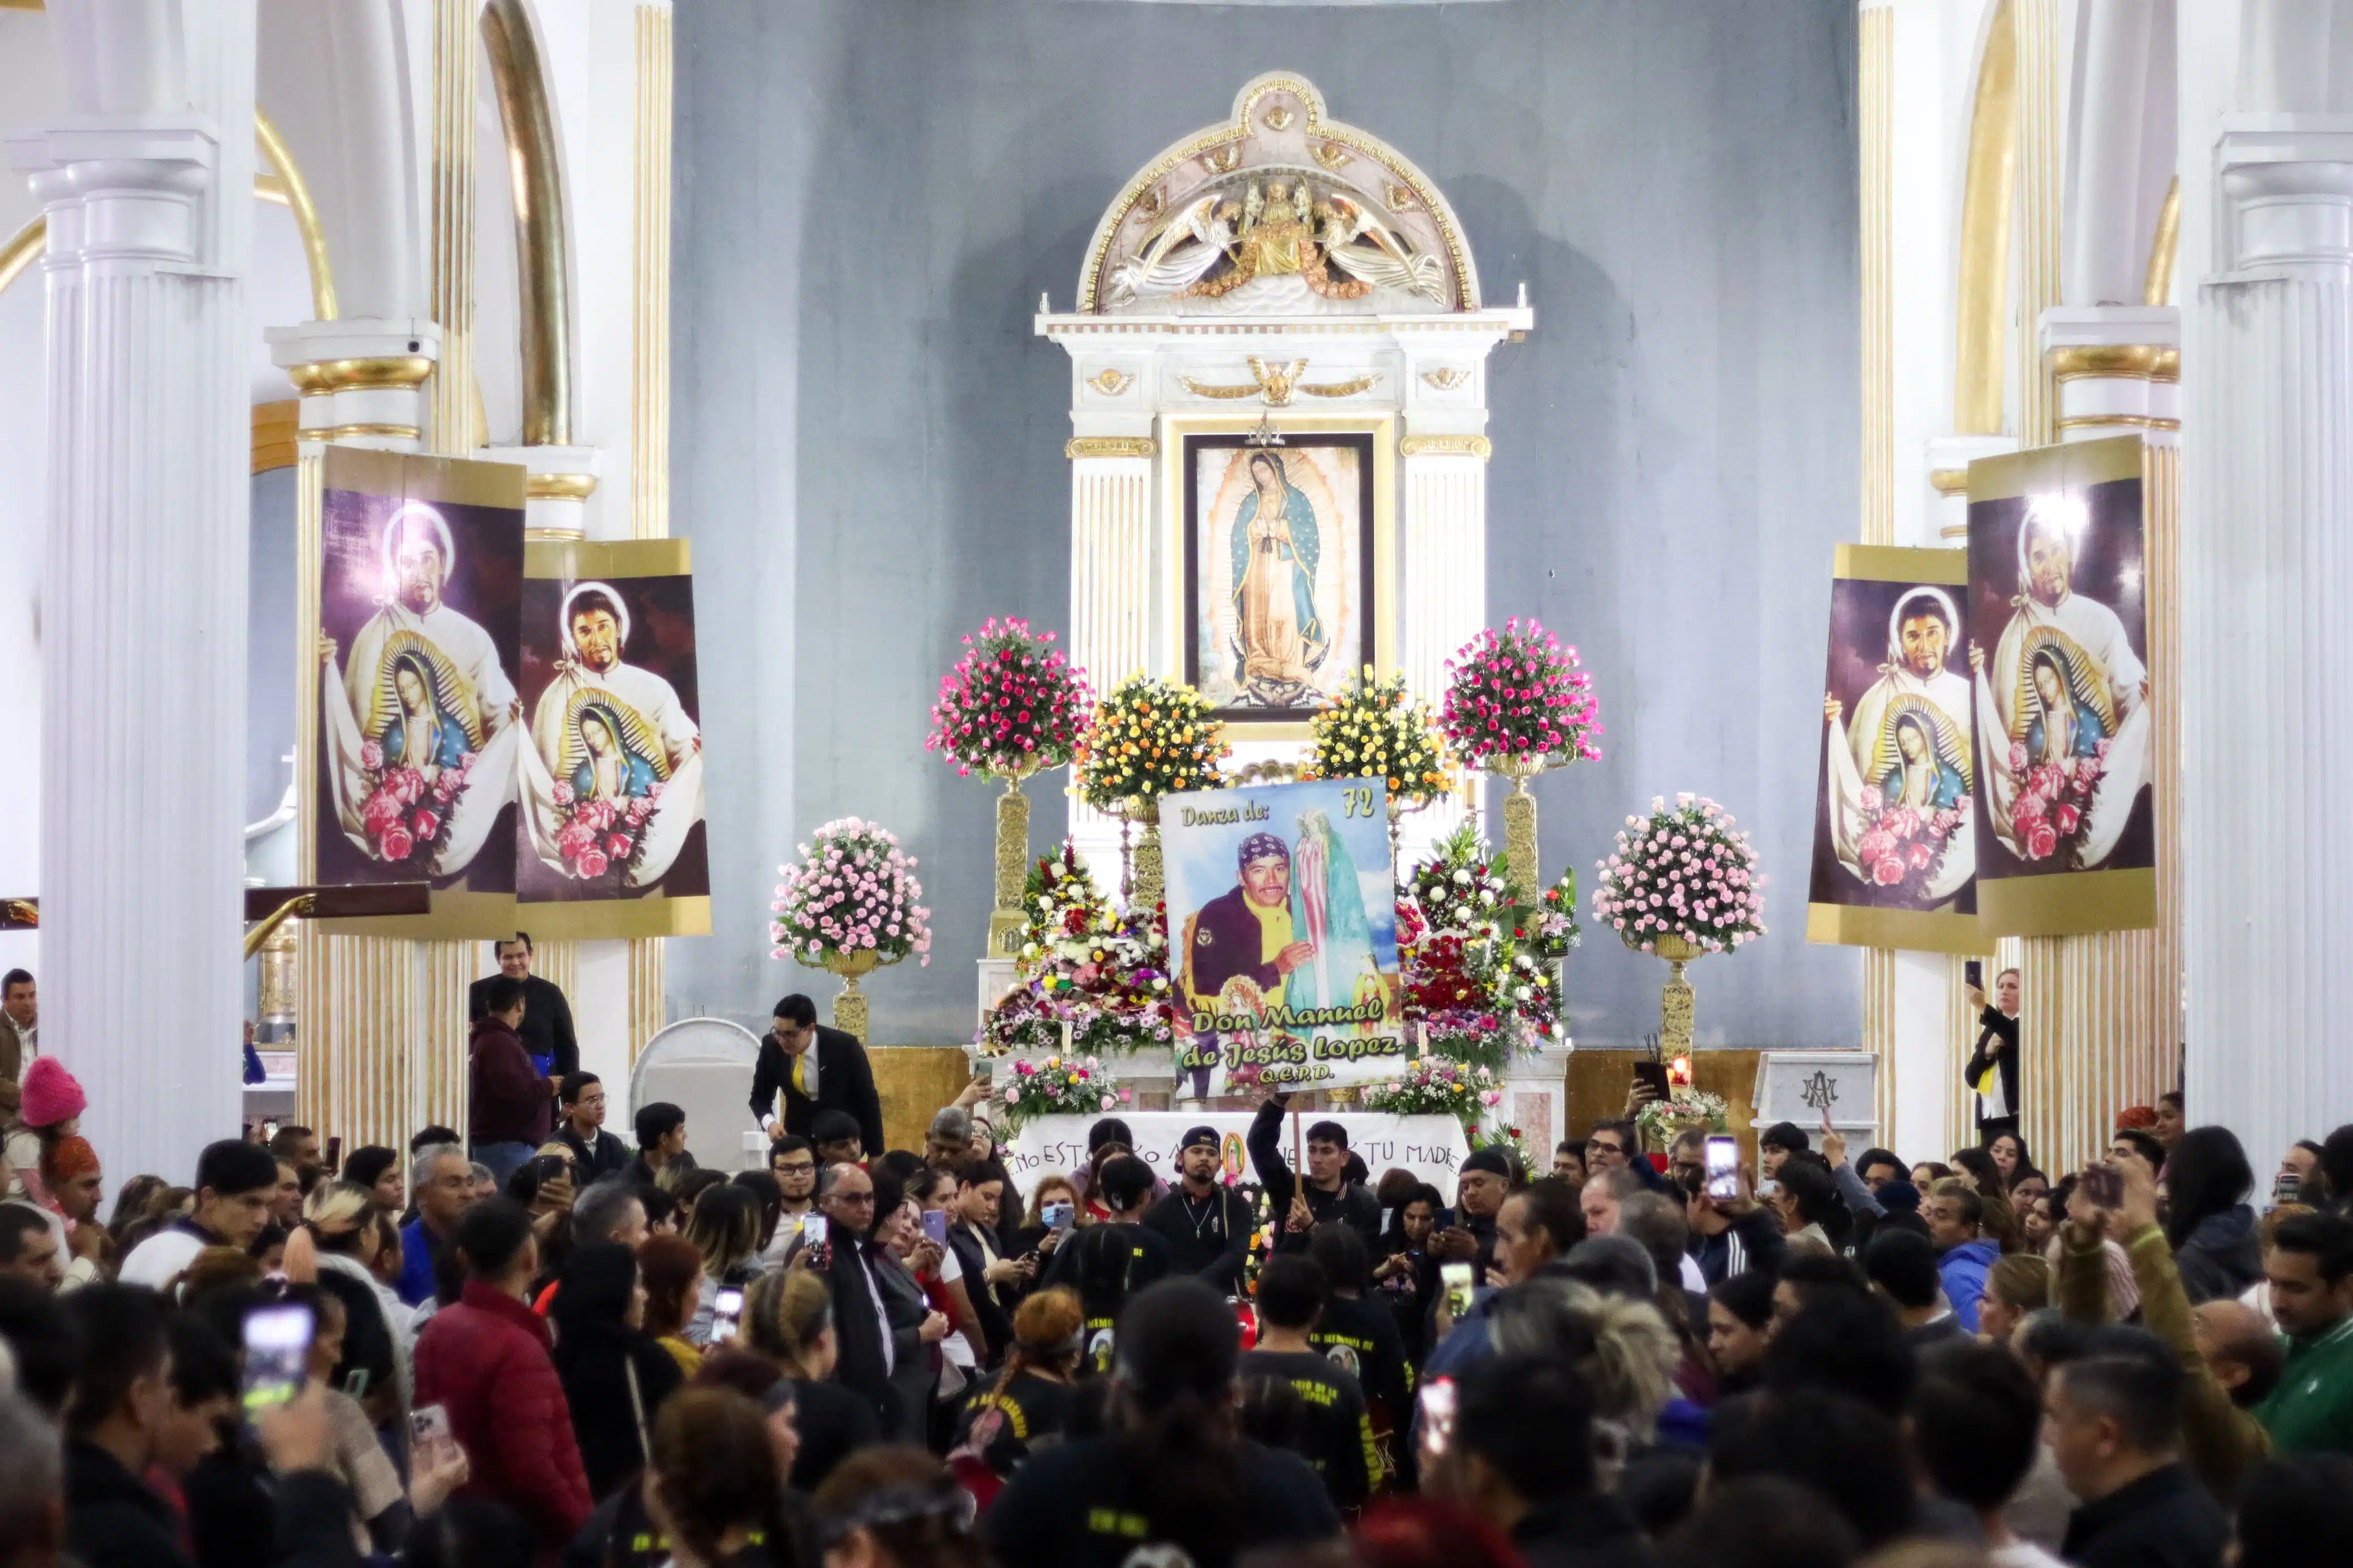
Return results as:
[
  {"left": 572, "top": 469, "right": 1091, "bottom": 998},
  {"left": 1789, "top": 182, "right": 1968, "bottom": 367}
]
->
[
  {"left": 1593, "top": 793, "right": 1767, "bottom": 954},
  {"left": 769, "top": 817, "right": 934, "bottom": 969},
  {"left": 994, "top": 1053, "right": 1130, "bottom": 1131},
  {"left": 355, "top": 739, "right": 472, "bottom": 867},
  {"left": 551, "top": 777, "right": 661, "bottom": 883},
  {"left": 1360, "top": 1057, "right": 1503, "bottom": 1126},
  {"left": 925, "top": 617, "right": 1093, "bottom": 780},
  {"left": 1438, "top": 618, "right": 1602, "bottom": 770},
  {"left": 1853, "top": 791, "right": 1970, "bottom": 901},
  {"left": 2009, "top": 738, "right": 2106, "bottom": 865}
]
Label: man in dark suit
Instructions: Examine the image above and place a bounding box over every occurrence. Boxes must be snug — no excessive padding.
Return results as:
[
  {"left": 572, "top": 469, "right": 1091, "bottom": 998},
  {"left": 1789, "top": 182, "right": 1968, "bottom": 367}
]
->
[
  {"left": 812, "top": 1160, "right": 902, "bottom": 1433},
  {"left": 1180, "top": 832, "right": 1315, "bottom": 1099},
  {"left": 749, "top": 994, "right": 885, "bottom": 1157},
  {"left": 467, "top": 934, "right": 578, "bottom": 1089}
]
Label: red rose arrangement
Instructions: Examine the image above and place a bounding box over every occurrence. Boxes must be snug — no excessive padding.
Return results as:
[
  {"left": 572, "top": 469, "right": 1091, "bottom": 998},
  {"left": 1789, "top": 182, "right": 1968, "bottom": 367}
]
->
[
  {"left": 1438, "top": 617, "right": 1602, "bottom": 770},
  {"left": 356, "top": 738, "right": 472, "bottom": 866},
  {"left": 2008, "top": 737, "right": 2107, "bottom": 865},
  {"left": 925, "top": 617, "right": 1093, "bottom": 780}
]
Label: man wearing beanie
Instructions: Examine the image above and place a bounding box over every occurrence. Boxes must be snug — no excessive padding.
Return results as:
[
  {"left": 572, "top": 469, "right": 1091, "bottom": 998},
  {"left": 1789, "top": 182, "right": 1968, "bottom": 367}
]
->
[{"left": 1143, "top": 1124, "right": 1255, "bottom": 1291}]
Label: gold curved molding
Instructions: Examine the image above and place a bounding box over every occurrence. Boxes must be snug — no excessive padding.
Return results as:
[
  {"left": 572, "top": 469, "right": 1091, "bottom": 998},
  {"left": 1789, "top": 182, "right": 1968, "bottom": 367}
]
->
[
  {"left": 252, "top": 400, "right": 301, "bottom": 474},
  {"left": 1066, "top": 437, "right": 1155, "bottom": 460},
  {"left": 287, "top": 356, "right": 437, "bottom": 397},
  {"left": 2050, "top": 344, "right": 2167, "bottom": 381},
  {"left": 1399, "top": 434, "right": 1491, "bottom": 460},
  {"left": 1929, "top": 468, "right": 1971, "bottom": 497},
  {"left": 3, "top": 111, "right": 338, "bottom": 322},
  {"left": 1078, "top": 72, "right": 1480, "bottom": 314},
  {"left": 525, "top": 472, "right": 598, "bottom": 500},
  {"left": 1953, "top": 0, "right": 2016, "bottom": 437},
  {"left": 255, "top": 109, "right": 338, "bottom": 320},
  {"left": 2143, "top": 175, "right": 2180, "bottom": 307},
  {"left": 481, "top": 0, "right": 575, "bottom": 449},
  {"left": 324, "top": 422, "right": 424, "bottom": 442}
]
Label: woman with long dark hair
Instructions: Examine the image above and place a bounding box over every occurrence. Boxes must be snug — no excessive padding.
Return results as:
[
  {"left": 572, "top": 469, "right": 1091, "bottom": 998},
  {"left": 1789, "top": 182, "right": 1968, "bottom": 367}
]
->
[
  {"left": 2162, "top": 1125, "right": 2264, "bottom": 1303},
  {"left": 985, "top": 1278, "right": 1342, "bottom": 1568},
  {"left": 550, "top": 1242, "right": 686, "bottom": 1499},
  {"left": 642, "top": 1388, "right": 800, "bottom": 1568}
]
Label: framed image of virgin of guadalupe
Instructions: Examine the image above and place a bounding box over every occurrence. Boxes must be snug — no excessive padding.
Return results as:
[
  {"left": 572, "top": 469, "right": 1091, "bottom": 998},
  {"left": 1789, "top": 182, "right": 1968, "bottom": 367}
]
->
[{"left": 1183, "top": 432, "right": 1377, "bottom": 723}]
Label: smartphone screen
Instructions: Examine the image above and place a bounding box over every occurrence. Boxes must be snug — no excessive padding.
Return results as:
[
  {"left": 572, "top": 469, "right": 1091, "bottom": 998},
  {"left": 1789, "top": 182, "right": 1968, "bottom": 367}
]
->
[
  {"left": 1440, "top": 1262, "right": 1475, "bottom": 1320},
  {"left": 1705, "top": 1135, "right": 1740, "bottom": 1200},
  {"left": 241, "top": 1303, "right": 313, "bottom": 1424},
  {"left": 325, "top": 1135, "right": 343, "bottom": 1175},
  {"left": 713, "top": 1286, "right": 745, "bottom": 1343},
  {"left": 409, "top": 1403, "right": 454, "bottom": 1468},
  {"left": 1417, "top": 1378, "right": 1458, "bottom": 1459},
  {"left": 2275, "top": 1170, "right": 2304, "bottom": 1207},
  {"left": 921, "top": 1209, "right": 949, "bottom": 1247}
]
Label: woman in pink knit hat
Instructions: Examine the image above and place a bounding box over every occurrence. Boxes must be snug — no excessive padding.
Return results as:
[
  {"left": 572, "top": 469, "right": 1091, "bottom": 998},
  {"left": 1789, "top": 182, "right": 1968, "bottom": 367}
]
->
[{"left": 5, "top": 1053, "right": 86, "bottom": 1208}]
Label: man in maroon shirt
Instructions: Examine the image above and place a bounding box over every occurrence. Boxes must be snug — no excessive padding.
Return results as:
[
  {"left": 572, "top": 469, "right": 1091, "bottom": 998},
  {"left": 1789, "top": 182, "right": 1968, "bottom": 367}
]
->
[{"left": 469, "top": 977, "right": 548, "bottom": 1189}]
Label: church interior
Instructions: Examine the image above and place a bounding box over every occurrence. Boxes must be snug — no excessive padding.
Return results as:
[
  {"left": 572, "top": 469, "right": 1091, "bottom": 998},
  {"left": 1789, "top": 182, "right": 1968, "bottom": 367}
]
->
[{"left": 0, "top": 0, "right": 2337, "bottom": 1196}]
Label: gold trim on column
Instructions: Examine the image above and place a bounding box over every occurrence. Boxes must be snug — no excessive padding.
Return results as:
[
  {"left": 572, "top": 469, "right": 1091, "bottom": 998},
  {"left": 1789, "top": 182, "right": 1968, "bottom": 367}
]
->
[
  {"left": 252, "top": 401, "right": 300, "bottom": 474},
  {"left": 429, "top": 0, "right": 477, "bottom": 456},
  {"left": 2015, "top": 0, "right": 2062, "bottom": 445},
  {"left": 481, "top": 0, "right": 575, "bottom": 449},
  {"left": 2054, "top": 413, "right": 2180, "bottom": 432},
  {"left": 525, "top": 471, "right": 598, "bottom": 500},
  {"left": 2050, "top": 344, "right": 2167, "bottom": 381},
  {"left": 1954, "top": 0, "right": 2017, "bottom": 436},
  {"left": 254, "top": 110, "right": 339, "bottom": 321},
  {"left": 2144, "top": 176, "right": 2181, "bottom": 307},
  {"left": 1929, "top": 468, "right": 1971, "bottom": 496},
  {"left": 1067, "top": 437, "right": 1156, "bottom": 459},
  {"left": 1399, "top": 434, "right": 1492, "bottom": 460},
  {"left": 0, "top": 215, "right": 41, "bottom": 296},
  {"left": 324, "top": 422, "right": 425, "bottom": 443},
  {"left": 634, "top": 2, "right": 674, "bottom": 541},
  {"left": 1860, "top": 2, "right": 1893, "bottom": 545}
]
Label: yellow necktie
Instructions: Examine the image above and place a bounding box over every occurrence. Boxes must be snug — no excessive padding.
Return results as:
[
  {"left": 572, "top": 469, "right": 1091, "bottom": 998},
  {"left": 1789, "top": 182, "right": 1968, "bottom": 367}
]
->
[{"left": 792, "top": 1052, "right": 809, "bottom": 1096}]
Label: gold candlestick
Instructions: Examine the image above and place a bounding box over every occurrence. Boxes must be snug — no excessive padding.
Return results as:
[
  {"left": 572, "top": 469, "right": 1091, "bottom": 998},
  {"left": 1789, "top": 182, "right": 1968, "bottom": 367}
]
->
[
  {"left": 1645, "top": 932, "right": 1701, "bottom": 1057},
  {"left": 1127, "top": 796, "right": 1165, "bottom": 914},
  {"left": 824, "top": 949, "right": 882, "bottom": 1039},
  {"left": 989, "top": 772, "right": 1033, "bottom": 958}
]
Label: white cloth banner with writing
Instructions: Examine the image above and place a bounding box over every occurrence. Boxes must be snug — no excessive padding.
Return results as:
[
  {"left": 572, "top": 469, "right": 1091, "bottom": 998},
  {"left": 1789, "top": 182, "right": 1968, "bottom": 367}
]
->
[{"left": 1001, "top": 1111, "right": 1469, "bottom": 1193}]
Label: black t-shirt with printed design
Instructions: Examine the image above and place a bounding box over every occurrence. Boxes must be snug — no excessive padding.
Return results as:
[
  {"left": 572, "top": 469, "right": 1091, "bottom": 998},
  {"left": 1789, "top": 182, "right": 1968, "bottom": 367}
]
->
[{"left": 1238, "top": 1348, "right": 1379, "bottom": 1507}]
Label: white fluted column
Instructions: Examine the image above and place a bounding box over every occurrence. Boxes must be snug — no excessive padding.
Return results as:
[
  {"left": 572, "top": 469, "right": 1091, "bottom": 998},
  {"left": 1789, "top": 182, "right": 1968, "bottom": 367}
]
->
[
  {"left": 1398, "top": 434, "right": 1487, "bottom": 863},
  {"left": 11, "top": 0, "right": 257, "bottom": 1182},
  {"left": 2184, "top": 120, "right": 2353, "bottom": 1157},
  {"left": 1065, "top": 438, "right": 1156, "bottom": 883}
]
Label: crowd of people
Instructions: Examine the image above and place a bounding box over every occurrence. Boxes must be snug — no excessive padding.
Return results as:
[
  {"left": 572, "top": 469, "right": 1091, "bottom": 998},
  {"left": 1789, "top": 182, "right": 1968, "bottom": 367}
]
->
[{"left": 3, "top": 971, "right": 2353, "bottom": 1568}]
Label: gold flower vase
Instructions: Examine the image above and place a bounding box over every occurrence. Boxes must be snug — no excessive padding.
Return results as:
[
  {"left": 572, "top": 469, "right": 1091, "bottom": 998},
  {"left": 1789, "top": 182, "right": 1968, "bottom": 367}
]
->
[
  {"left": 823, "top": 948, "right": 885, "bottom": 1040},
  {"left": 988, "top": 770, "right": 1035, "bottom": 960},
  {"left": 1635, "top": 931, "right": 1703, "bottom": 1057},
  {"left": 1489, "top": 755, "right": 1553, "bottom": 895}
]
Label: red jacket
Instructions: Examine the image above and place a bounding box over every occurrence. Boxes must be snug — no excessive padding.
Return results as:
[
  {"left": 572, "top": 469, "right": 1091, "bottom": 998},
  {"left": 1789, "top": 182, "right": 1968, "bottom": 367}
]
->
[
  {"left": 415, "top": 1278, "right": 592, "bottom": 1547},
  {"left": 469, "top": 1017, "right": 551, "bottom": 1147}
]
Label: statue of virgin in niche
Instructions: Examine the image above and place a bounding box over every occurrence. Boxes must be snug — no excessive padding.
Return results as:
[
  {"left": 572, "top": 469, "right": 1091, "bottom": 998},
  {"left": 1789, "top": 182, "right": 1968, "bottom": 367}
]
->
[{"left": 1230, "top": 448, "right": 1326, "bottom": 707}]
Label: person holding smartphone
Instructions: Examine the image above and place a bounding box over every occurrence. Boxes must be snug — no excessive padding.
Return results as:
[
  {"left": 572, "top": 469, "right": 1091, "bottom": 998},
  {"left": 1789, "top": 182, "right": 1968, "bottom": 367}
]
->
[{"left": 1965, "top": 965, "right": 2024, "bottom": 1147}]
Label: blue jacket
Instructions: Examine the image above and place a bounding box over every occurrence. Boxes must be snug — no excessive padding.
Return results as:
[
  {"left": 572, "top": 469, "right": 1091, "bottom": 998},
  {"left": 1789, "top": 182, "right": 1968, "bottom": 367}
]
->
[
  {"left": 398, "top": 1216, "right": 447, "bottom": 1307},
  {"left": 1939, "top": 1238, "right": 1999, "bottom": 1333}
]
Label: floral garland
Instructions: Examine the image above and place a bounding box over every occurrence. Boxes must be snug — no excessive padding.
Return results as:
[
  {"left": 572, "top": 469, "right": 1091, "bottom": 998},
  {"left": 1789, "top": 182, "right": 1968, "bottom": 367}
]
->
[
  {"left": 1854, "top": 791, "right": 1971, "bottom": 900},
  {"left": 1397, "top": 825, "right": 1561, "bottom": 1074},
  {"left": 1360, "top": 1057, "right": 1504, "bottom": 1121},
  {"left": 1593, "top": 793, "right": 1766, "bottom": 954},
  {"left": 1076, "top": 675, "right": 1229, "bottom": 811},
  {"left": 769, "top": 817, "right": 933, "bottom": 969},
  {"left": 975, "top": 844, "right": 1175, "bottom": 1059},
  {"left": 1634, "top": 1090, "right": 1730, "bottom": 1148},
  {"left": 924, "top": 616, "right": 1093, "bottom": 780},
  {"left": 994, "top": 1054, "right": 1132, "bottom": 1131},
  {"left": 1438, "top": 618, "right": 1603, "bottom": 771},
  {"left": 2007, "top": 737, "right": 2107, "bottom": 866},
  {"left": 1302, "top": 667, "right": 1451, "bottom": 807}
]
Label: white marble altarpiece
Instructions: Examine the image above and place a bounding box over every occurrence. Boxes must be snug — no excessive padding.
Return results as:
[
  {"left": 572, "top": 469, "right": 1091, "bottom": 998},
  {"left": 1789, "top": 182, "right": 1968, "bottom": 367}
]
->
[{"left": 1012, "top": 75, "right": 1566, "bottom": 1143}]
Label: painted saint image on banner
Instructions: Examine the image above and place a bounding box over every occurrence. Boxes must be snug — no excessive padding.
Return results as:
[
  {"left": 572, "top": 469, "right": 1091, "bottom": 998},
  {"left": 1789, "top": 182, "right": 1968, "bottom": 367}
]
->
[
  {"left": 1162, "top": 776, "right": 1403, "bottom": 1098},
  {"left": 317, "top": 483, "right": 523, "bottom": 890},
  {"left": 1184, "top": 434, "right": 1374, "bottom": 721},
  {"left": 1813, "top": 578, "right": 1977, "bottom": 912},
  {"left": 516, "top": 571, "right": 709, "bottom": 903},
  {"left": 1968, "top": 480, "right": 2152, "bottom": 878}
]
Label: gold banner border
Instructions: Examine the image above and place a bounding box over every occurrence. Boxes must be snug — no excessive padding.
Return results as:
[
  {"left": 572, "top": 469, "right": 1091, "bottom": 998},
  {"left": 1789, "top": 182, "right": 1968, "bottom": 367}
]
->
[
  {"left": 1832, "top": 543, "right": 1970, "bottom": 586},
  {"left": 1976, "top": 866, "right": 2157, "bottom": 937},
  {"left": 516, "top": 893, "right": 712, "bottom": 940},
  {"left": 1807, "top": 901, "right": 1996, "bottom": 955},
  {"left": 1966, "top": 433, "right": 2143, "bottom": 503},
  {"left": 316, "top": 890, "right": 518, "bottom": 941},
  {"left": 523, "top": 537, "right": 693, "bottom": 580}
]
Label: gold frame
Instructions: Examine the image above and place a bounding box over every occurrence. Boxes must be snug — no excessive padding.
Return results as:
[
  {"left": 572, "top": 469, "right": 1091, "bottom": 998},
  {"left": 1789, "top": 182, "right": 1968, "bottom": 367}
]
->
[{"left": 1159, "top": 412, "right": 1399, "bottom": 742}]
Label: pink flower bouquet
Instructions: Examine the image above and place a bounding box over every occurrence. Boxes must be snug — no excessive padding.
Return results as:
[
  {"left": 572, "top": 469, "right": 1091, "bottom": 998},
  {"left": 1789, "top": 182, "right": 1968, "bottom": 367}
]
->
[
  {"left": 925, "top": 617, "right": 1093, "bottom": 781},
  {"left": 1593, "top": 793, "right": 1767, "bottom": 954},
  {"left": 1439, "top": 618, "right": 1602, "bottom": 771},
  {"left": 769, "top": 817, "right": 934, "bottom": 969}
]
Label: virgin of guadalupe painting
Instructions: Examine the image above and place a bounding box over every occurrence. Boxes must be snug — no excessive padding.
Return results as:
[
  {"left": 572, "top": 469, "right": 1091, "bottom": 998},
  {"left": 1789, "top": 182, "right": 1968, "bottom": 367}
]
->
[{"left": 1184, "top": 431, "right": 1375, "bottom": 722}]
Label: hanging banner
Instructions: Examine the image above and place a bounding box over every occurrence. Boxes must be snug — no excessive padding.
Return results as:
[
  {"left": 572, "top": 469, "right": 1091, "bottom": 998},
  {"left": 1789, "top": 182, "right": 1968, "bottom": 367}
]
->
[
  {"left": 1002, "top": 1110, "right": 1468, "bottom": 1192},
  {"left": 1967, "top": 437, "right": 2155, "bottom": 935},
  {"left": 313, "top": 448, "right": 524, "bottom": 936},
  {"left": 1806, "top": 545, "right": 1992, "bottom": 953},
  {"left": 514, "top": 539, "right": 712, "bottom": 937},
  {"left": 1163, "top": 776, "right": 1406, "bottom": 1096}
]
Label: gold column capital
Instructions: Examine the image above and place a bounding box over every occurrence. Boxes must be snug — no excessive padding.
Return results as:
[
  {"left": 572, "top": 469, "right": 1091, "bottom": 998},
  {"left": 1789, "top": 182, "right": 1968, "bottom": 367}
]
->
[
  {"left": 1066, "top": 436, "right": 1156, "bottom": 460},
  {"left": 1399, "top": 434, "right": 1492, "bottom": 460}
]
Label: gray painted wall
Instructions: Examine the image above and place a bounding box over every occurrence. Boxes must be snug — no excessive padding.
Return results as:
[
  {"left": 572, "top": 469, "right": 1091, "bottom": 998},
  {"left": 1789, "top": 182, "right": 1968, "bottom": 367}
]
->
[{"left": 671, "top": 0, "right": 1862, "bottom": 1050}]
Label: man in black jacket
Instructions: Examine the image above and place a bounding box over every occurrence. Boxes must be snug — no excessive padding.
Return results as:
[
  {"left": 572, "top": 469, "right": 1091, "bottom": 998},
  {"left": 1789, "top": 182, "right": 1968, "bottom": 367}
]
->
[
  {"left": 467, "top": 934, "right": 578, "bottom": 1087},
  {"left": 1142, "top": 1124, "right": 1255, "bottom": 1291},
  {"left": 946, "top": 1160, "right": 1022, "bottom": 1361},
  {"left": 811, "top": 1161, "right": 902, "bottom": 1435},
  {"left": 1247, "top": 1094, "right": 1382, "bottom": 1253},
  {"left": 1964, "top": 965, "right": 2022, "bottom": 1146},
  {"left": 2049, "top": 1325, "right": 2230, "bottom": 1568},
  {"left": 749, "top": 995, "right": 886, "bottom": 1159},
  {"left": 551, "top": 1072, "right": 631, "bottom": 1182}
]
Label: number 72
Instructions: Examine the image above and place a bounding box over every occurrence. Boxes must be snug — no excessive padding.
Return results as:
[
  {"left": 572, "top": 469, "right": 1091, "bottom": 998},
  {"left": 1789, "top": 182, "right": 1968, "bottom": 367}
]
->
[{"left": 1341, "top": 786, "right": 1375, "bottom": 819}]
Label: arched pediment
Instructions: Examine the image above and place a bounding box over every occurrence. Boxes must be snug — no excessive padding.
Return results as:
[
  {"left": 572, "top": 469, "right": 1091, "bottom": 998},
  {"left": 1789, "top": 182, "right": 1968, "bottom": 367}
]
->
[{"left": 1079, "top": 72, "right": 1479, "bottom": 317}]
